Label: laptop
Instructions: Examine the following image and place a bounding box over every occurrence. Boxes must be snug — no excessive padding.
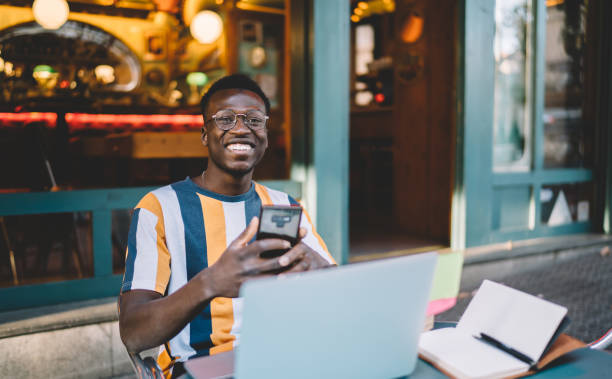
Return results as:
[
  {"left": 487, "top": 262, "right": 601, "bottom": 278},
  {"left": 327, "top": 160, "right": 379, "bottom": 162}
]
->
[{"left": 184, "top": 252, "right": 438, "bottom": 379}]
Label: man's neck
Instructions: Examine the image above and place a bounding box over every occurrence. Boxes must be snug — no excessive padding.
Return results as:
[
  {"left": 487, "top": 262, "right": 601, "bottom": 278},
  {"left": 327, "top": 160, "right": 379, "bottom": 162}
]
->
[{"left": 198, "top": 166, "right": 253, "bottom": 196}]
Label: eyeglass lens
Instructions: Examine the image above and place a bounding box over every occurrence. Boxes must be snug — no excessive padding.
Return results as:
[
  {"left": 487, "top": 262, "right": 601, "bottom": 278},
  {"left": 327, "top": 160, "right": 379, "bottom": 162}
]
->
[{"left": 213, "top": 110, "right": 267, "bottom": 130}]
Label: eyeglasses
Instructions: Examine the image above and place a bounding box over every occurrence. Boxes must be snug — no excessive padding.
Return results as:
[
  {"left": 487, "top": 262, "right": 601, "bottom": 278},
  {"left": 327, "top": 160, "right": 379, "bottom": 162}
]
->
[{"left": 206, "top": 109, "right": 269, "bottom": 131}]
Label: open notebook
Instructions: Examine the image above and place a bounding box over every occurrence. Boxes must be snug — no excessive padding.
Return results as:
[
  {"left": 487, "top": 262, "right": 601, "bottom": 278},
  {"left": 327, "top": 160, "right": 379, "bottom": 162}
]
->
[{"left": 418, "top": 280, "right": 568, "bottom": 379}]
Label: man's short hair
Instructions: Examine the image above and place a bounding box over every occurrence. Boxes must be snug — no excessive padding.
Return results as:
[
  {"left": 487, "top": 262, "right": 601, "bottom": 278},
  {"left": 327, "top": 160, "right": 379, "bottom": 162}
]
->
[{"left": 200, "top": 74, "right": 271, "bottom": 119}]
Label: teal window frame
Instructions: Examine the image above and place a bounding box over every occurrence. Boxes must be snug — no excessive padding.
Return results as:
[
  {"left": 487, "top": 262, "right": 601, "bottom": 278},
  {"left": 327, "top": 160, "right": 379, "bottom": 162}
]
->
[
  {"left": 459, "top": 0, "right": 598, "bottom": 247},
  {"left": 0, "top": 181, "right": 301, "bottom": 311}
]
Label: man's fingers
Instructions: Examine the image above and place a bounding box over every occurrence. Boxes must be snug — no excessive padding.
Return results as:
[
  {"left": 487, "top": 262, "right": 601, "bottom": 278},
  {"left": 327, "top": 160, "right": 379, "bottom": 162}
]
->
[
  {"left": 238, "top": 238, "right": 291, "bottom": 259},
  {"left": 257, "top": 246, "right": 306, "bottom": 273},
  {"left": 284, "top": 259, "right": 311, "bottom": 273},
  {"left": 298, "top": 227, "right": 307, "bottom": 240},
  {"left": 231, "top": 217, "right": 259, "bottom": 248}
]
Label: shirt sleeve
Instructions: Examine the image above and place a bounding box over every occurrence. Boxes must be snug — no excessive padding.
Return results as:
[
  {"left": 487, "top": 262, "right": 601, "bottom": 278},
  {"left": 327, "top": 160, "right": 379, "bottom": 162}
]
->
[
  {"left": 121, "top": 192, "right": 171, "bottom": 295},
  {"left": 289, "top": 196, "right": 336, "bottom": 265}
]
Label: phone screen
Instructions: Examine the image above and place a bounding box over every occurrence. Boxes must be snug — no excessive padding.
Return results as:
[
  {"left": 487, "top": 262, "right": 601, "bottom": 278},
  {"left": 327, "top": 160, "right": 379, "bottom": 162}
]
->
[{"left": 256, "top": 205, "right": 302, "bottom": 258}]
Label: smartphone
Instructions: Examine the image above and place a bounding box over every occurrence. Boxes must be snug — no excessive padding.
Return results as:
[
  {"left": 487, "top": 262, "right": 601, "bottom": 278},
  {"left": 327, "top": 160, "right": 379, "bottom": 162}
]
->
[{"left": 256, "top": 205, "right": 303, "bottom": 258}]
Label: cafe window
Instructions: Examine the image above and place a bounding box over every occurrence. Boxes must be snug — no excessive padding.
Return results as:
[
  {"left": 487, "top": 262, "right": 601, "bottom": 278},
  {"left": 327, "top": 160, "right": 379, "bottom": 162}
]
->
[
  {"left": 0, "top": 212, "right": 93, "bottom": 288},
  {"left": 0, "top": 0, "right": 290, "bottom": 309},
  {"left": 468, "top": 0, "right": 601, "bottom": 246},
  {"left": 543, "top": 0, "right": 591, "bottom": 169},
  {"left": 0, "top": 13, "right": 288, "bottom": 191},
  {"left": 493, "top": 0, "right": 533, "bottom": 172}
]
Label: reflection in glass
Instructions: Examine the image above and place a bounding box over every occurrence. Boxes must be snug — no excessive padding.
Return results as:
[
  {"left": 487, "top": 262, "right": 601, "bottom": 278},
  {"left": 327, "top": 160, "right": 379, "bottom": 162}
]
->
[
  {"left": 355, "top": 24, "right": 375, "bottom": 76},
  {"left": 541, "top": 182, "right": 591, "bottom": 226},
  {"left": 543, "top": 1, "right": 589, "bottom": 168},
  {"left": 0, "top": 212, "right": 93, "bottom": 288},
  {"left": 493, "top": 0, "right": 533, "bottom": 172}
]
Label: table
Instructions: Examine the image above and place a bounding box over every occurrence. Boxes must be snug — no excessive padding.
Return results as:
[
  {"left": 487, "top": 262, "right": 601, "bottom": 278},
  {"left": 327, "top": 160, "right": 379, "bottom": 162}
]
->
[
  {"left": 180, "top": 323, "right": 612, "bottom": 379},
  {"left": 180, "top": 347, "right": 612, "bottom": 379}
]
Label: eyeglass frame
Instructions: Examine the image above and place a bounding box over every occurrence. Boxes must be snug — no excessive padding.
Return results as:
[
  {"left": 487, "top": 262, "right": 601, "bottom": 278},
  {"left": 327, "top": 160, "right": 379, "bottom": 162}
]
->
[{"left": 202, "top": 109, "right": 270, "bottom": 133}]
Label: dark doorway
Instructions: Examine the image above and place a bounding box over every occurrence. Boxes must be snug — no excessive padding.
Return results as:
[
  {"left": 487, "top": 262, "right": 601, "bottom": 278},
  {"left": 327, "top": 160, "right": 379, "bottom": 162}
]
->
[{"left": 349, "top": 0, "right": 457, "bottom": 261}]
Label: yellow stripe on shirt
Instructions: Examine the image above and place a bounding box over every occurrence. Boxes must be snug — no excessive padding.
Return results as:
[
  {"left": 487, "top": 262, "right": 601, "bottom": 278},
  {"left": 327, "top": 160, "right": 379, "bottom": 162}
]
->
[
  {"left": 199, "top": 194, "right": 236, "bottom": 355},
  {"left": 254, "top": 182, "right": 272, "bottom": 205},
  {"left": 136, "top": 192, "right": 171, "bottom": 294}
]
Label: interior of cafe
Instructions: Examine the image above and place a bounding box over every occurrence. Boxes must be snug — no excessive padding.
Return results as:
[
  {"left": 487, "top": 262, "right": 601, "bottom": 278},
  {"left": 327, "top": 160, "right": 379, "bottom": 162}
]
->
[
  {"left": 0, "top": 0, "right": 292, "bottom": 295},
  {"left": 348, "top": 0, "right": 456, "bottom": 260}
]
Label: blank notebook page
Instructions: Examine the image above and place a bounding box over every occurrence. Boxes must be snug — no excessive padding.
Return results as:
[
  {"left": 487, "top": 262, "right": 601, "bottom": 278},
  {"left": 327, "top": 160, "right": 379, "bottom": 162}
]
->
[
  {"left": 456, "top": 280, "right": 567, "bottom": 361},
  {"left": 419, "top": 328, "right": 529, "bottom": 379}
]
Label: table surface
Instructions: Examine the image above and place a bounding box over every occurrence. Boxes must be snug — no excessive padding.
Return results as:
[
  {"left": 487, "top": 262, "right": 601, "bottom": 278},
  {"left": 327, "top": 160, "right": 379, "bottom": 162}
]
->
[{"left": 181, "top": 322, "right": 612, "bottom": 379}]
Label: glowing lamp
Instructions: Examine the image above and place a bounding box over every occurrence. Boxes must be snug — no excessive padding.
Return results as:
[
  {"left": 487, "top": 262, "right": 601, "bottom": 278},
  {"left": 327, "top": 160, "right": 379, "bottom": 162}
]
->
[
  {"left": 33, "top": 65, "right": 58, "bottom": 90},
  {"left": 375, "top": 93, "right": 385, "bottom": 103},
  {"left": 401, "top": 12, "right": 424, "bottom": 43},
  {"left": 33, "top": 0, "right": 69, "bottom": 30},
  {"left": 33, "top": 65, "right": 55, "bottom": 77},
  {"left": 186, "top": 72, "right": 208, "bottom": 86},
  {"left": 190, "top": 10, "right": 223, "bottom": 44},
  {"left": 95, "top": 65, "right": 115, "bottom": 84}
]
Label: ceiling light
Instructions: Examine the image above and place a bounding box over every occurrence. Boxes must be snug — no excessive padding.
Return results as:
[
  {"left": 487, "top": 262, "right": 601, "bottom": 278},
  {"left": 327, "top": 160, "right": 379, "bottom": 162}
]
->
[
  {"left": 190, "top": 10, "right": 223, "bottom": 44},
  {"left": 32, "top": 0, "right": 69, "bottom": 30}
]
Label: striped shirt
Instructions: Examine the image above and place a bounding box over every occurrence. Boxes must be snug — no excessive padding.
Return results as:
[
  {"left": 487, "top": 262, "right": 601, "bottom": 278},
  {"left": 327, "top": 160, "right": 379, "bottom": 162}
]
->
[{"left": 121, "top": 177, "right": 334, "bottom": 370}]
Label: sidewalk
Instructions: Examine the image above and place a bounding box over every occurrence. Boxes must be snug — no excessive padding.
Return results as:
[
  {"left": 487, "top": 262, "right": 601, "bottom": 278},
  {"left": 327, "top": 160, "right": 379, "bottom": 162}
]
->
[{"left": 438, "top": 244, "right": 612, "bottom": 351}]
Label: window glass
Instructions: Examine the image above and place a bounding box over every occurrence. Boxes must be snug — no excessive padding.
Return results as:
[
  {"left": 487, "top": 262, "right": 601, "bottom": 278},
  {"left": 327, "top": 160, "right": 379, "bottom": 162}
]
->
[
  {"left": 493, "top": 0, "right": 533, "bottom": 172},
  {"left": 543, "top": 0, "right": 590, "bottom": 168},
  {"left": 541, "top": 182, "right": 592, "bottom": 226},
  {"left": 0, "top": 212, "right": 93, "bottom": 288}
]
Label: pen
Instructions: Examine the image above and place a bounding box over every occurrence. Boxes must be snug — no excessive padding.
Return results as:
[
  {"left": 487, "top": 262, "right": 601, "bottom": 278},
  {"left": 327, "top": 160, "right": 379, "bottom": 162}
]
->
[{"left": 474, "top": 333, "right": 537, "bottom": 370}]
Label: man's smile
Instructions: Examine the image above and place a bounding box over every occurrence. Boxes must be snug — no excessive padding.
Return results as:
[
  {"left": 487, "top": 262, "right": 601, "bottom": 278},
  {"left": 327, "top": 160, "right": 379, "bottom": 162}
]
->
[{"left": 225, "top": 142, "right": 255, "bottom": 152}]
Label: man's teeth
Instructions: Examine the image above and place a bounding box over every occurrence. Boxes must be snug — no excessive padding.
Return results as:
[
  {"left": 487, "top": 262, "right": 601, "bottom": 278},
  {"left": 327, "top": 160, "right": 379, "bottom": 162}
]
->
[{"left": 227, "top": 144, "right": 252, "bottom": 151}]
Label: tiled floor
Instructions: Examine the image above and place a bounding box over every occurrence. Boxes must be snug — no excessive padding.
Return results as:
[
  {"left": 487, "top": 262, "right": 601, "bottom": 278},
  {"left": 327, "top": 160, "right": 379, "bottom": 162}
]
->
[{"left": 438, "top": 249, "right": 612, "bottom": 351}]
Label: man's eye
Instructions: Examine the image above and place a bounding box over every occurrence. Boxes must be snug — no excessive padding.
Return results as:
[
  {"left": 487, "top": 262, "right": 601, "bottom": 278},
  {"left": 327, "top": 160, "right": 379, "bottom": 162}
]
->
[
  {"left": 218, "top": 117, "right": 233, "bottom": 124},
  {"left": 248, "top": 118, "right": 264, "bottom": 124}
]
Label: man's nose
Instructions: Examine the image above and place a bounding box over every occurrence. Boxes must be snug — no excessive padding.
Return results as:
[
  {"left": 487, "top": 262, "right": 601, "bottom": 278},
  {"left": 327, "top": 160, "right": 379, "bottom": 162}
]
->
[{"left": 231, "top": 116, "right": 251, "bottom": 133}]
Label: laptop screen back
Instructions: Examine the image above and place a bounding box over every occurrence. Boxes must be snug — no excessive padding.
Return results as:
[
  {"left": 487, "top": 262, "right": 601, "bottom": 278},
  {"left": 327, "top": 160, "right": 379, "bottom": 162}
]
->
[{"left": 235, "top": 252, "right": 438, "bottom": 379}]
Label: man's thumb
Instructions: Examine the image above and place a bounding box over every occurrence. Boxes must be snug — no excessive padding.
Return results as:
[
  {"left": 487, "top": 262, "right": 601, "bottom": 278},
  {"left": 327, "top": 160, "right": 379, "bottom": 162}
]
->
[{"left": 232, "top": 217, "right": 258, "bottom": 246}]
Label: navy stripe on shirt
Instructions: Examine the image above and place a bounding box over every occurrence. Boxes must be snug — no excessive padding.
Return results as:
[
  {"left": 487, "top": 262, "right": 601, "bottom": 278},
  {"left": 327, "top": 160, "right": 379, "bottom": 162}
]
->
[
  {"left": 171, "top": 181, "right": 214, "bottom": 354},
  {"left": 122, "top": 208, "right": 140, "bottom": 292}
]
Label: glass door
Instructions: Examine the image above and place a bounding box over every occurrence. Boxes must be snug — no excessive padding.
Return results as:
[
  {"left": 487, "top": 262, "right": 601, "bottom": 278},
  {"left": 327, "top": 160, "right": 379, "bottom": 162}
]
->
[{"left": 460, "top": 0, "right": 600, "bottom": 247}]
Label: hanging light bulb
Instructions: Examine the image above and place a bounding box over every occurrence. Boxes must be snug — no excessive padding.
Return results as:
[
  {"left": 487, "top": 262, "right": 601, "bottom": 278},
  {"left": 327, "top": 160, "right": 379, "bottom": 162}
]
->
[
  {"left": 190, "top": 10, "right": 223, "bottom": 44},
  {"left": 32, "top": 0, "right": 70, "bottom": 30}
]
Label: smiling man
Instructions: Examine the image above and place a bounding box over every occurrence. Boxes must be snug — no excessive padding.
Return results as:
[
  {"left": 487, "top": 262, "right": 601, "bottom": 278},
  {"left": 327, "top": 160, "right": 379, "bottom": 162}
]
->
[{"left": 118, "top": 74, "right": 335, "bottom": 377}]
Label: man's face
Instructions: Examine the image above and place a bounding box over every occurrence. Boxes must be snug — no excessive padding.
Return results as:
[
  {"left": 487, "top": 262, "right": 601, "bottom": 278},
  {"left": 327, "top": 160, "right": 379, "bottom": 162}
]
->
[{"left": 202, "top": 89, "right": 268, "bottom": 176}]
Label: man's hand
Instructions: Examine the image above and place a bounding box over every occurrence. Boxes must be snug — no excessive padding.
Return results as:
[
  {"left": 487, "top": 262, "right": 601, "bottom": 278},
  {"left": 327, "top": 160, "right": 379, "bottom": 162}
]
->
[
  {"left": 281, "top": 227, "right": 335, "bottom": 274},
  {"left": 204, "top": 217, "right": 307, "bottom": 298}
]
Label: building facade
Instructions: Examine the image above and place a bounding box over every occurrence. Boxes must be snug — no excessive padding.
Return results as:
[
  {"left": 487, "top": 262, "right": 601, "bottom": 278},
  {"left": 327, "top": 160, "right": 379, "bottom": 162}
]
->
[{"left": 0, "top": 0, "right": 611, "bottom": 312}]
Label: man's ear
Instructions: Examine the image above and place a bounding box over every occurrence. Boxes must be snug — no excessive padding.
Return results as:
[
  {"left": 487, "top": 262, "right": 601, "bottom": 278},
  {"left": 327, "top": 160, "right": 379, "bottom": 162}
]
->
[{"left": 201, "top": 126, "right": 208, "bottom": 146}]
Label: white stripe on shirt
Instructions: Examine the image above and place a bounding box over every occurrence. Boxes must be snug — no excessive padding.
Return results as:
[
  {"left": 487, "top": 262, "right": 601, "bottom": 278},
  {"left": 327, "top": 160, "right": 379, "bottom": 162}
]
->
[
  {"left": 153, "top": 185, "right": 196, "bottom": 360},
  {"left": 132, "top": 208, "right": 159, "bottom": 291}
]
